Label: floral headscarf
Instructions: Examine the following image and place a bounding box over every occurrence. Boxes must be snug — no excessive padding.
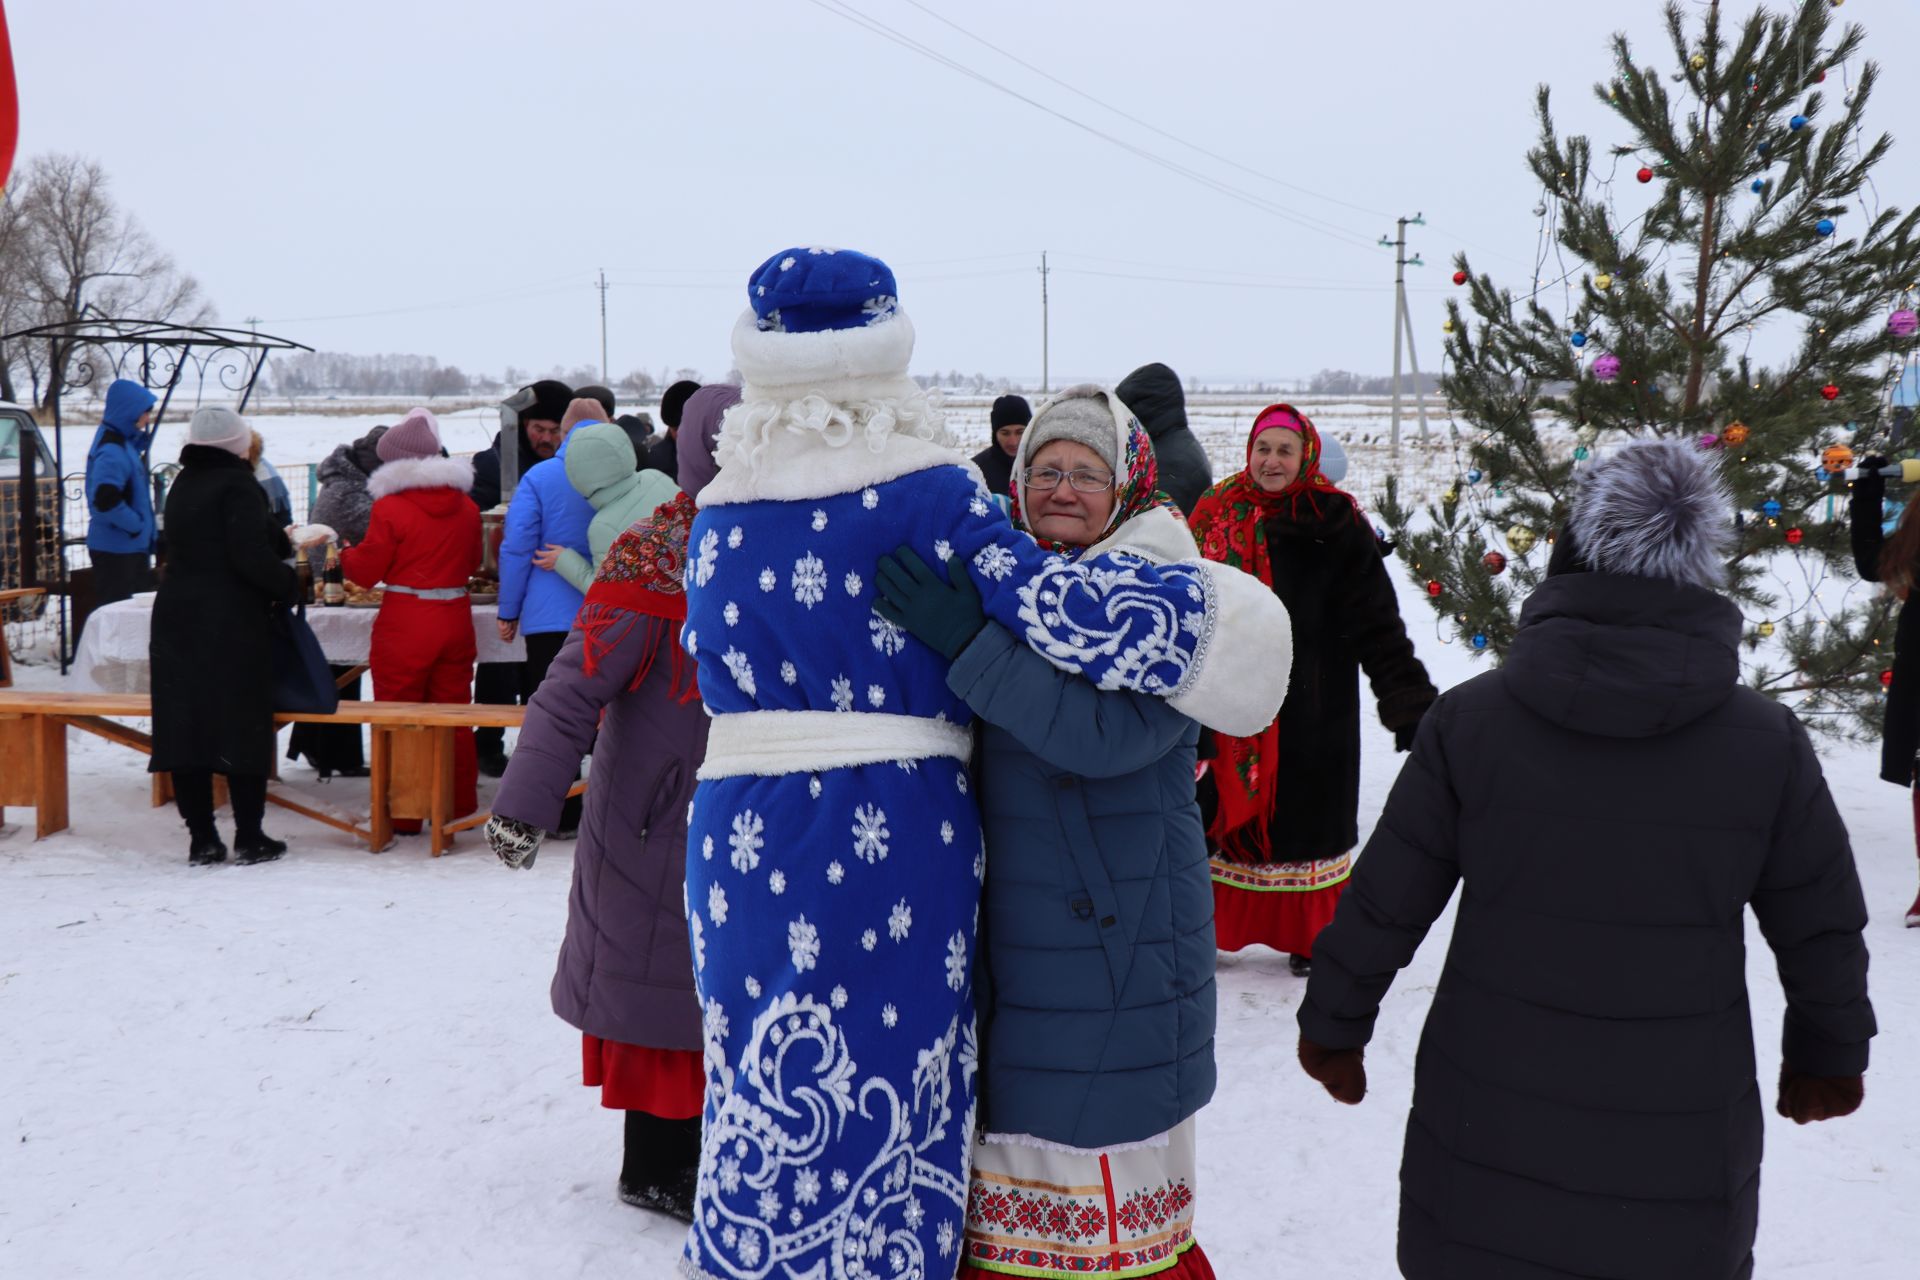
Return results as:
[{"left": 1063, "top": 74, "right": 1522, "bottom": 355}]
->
[
  {"left": 1009, "top": 390, "right": 1184, "bottom": 558},
  {"left": 574, "top": 490, "right": 700, "bottom": 697},
  {"left": 1189, "top": 404, "right": 1362, "bottom": 863}
]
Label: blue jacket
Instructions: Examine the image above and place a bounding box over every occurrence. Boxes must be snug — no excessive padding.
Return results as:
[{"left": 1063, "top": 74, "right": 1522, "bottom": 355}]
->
[
  {"left": 496, "top": 434, "right": 592, "bottom": 633},
  {"left": 949, "top": 620, "right": 1216, "bottom": 1150},
  {"left": 84, "top": 380, "right": 159, "bottom": 554}
]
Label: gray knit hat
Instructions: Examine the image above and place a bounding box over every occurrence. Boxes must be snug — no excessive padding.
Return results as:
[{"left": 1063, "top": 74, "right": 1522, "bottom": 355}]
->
[
  {"left": 188, "top": 406, "right": 251, "bottom": 458},
  {"left": 1024, "top": 384, "right": 1119, "bottom": 474}
]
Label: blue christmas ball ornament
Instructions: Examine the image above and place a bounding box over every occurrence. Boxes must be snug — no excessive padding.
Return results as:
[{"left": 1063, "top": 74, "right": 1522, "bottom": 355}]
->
[
  {"left": 1817, "top": 218, "right": 1836, "bottom": 236},
  {"left": 1571, "top": 331, "right": 1589, "bottom": 348},
  {"left": 1790, "top": 114, "right": 1809, "bottom": 131},
  {"left": 1472, "top": 633, "right": 1489, "bottom": 651},
  {"left": 1757, "top": 140, "right": 1772, "bottom": 157},
  {"left": 1763, "top": 499, "right": 1783, "bottom": 519},
  {"left": 1467, "top": 468, "right": 1483, "bottom": 484},
  {"left": 1752, "top": 178, "right": 1768, "bottom": 194}
]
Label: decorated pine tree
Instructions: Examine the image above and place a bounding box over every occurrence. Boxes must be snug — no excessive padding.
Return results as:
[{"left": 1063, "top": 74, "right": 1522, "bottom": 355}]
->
[{"left": 1381, "top": 0, "right": 1920, "bottom": 730}]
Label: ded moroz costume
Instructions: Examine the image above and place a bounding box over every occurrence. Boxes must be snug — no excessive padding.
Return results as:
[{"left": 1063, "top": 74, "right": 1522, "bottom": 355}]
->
[{"left": 676, "top": 248, "right": 1291, "bottom": 1280}]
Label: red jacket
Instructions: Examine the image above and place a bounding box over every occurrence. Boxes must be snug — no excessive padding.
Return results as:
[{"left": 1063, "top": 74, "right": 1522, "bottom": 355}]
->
[{"left": 341, "top": 456, "right": 482, "bottom": 591}]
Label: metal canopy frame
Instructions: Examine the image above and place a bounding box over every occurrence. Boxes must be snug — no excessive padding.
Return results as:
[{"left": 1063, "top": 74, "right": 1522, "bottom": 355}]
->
[{"left": 0, "top": 319, "right": 313, "bottom": 669}]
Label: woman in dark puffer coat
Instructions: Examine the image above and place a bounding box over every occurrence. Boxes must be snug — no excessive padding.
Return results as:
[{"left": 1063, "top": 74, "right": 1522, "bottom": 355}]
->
[
  {"left": 149, "top": 407, "right": 301, "bottom": 865},
  {"left": 1296, "top": 439, "right": 1875, "bottom": 1280},
  {"left": 485, "top": 384, "right": 740, "bottom": 1222}
]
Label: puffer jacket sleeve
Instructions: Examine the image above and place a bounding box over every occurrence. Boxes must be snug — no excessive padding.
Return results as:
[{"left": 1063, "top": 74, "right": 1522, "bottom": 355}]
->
[
  {"left": 1337, "top": 521, "right": 1437, "bottom": 734},
  {"left": 496, "top": 472, "right": 544, "bottom": 622},
  {"left": 1849, "top": 468, "right": 1886, "bottom": 582},
  {"left": 491, "top": 622, "right": 635, "bottom": 833},
  {"left": 222, "top": 480, "right": 300, "bottom": 606},
  {"left": 1750, "top": 714, "right": 1876, "bottom": 1078},
  {"left": 339, "top": 500, "right": 397, "bottom": 588},
  {"left": 947, "top": 621, "right": 1194, "bottom": 778},
  {"left": 1298, "top": 695, "right": 1463, "bottom": 1050}
]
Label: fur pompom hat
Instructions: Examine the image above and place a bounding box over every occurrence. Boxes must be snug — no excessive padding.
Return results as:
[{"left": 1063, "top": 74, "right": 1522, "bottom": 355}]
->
[{"left": 1556, "top": 437, "right": 1732, "bottom": 590}]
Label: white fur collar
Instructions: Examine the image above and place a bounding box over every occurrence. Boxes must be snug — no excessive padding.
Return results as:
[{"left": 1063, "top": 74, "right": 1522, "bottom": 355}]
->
[
  {"left": 1089, "top": 505, "right": 1200, "bottom": 565},
  {"left": 367, "top": 455, "right": 475, "bottom": 500}
]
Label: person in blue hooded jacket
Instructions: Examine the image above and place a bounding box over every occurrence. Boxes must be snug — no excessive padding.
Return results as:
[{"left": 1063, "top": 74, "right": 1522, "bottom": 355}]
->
[
  {"left": 84, "top": 378, "right": 161, "bottom": 606},
  {"left": 495, "top": 396, "right": 600, "bottom": 834}
]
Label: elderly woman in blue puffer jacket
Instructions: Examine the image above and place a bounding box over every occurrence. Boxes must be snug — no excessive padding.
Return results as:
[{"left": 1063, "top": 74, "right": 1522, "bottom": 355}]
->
[{"left": 878, "top": 385, "right": 1288, "bottom": 1280}]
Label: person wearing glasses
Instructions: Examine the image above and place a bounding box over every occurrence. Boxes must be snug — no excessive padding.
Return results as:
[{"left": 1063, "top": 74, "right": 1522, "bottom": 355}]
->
[
  {"left": 1190, "top": 403, "right": 1435, "bottom": 977},
  {"left": 881, "top": 385, "right": 1230, "bottom": 1280}
]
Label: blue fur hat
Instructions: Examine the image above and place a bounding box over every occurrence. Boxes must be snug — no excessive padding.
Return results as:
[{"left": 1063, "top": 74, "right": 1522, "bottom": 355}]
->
[{"left": 748, "top": 247, "right": 898, "bottom": 334}]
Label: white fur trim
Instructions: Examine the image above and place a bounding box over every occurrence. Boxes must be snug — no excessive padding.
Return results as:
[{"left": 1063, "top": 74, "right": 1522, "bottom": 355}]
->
[
  {"left": 698, "top": 388, "right": 961, "bottom": 506},
  {"left": 1167, "top": 560, "right": 1293, "bottom": 737},
  {"left": 366, "top": 455, "right": 475, "bottom": 500},
  {"left": 697, "top": 709, "right": 972, "bottom": 779},
  {"left": 730, "top": 307, "right": 916, "bottom": 395},
  {"left": 1089, "top": 504, "right": 1200, "bottom": 565}
]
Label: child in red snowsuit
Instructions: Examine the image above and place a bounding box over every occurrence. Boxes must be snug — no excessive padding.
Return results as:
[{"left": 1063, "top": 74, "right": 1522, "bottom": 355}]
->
[{"left": 342, "top": 408, "right": 484, "bottom": 829}]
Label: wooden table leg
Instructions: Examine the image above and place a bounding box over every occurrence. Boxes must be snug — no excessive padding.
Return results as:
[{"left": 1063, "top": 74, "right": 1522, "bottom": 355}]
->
[
  {"left": 34, "top": 714, "right": 68, "bottom": 839},
  {"left": 429, "top": 727, "right": 452, "bottom": 857},
  {"left": 368, "top": 726, "right": 392, "bottom": 852}
]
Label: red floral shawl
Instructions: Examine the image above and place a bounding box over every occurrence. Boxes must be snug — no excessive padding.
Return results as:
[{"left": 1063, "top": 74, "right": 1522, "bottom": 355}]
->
[
  {"left": 575, "top": 490, "right": 699, "bottom": 700},
  {"left": 1187, "top": 404, "right": 1362, "bottom": 862}
]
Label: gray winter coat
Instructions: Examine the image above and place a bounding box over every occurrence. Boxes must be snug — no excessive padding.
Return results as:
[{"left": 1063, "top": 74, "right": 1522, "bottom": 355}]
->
[
  {"left": 491, "top": 605, "right": 705, "bottom": 1049},
  {"left": 1300, "top": 572, "right": 1875, "bottom": 1280},
  {"left": 951, "top": 620, "right": 1214, "bottom": 1150}
]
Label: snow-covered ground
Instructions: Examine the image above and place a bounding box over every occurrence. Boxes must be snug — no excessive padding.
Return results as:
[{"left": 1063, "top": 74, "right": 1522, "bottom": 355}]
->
[{"left": 4, "top": 398, "right": 1916, "bottom": 1276}]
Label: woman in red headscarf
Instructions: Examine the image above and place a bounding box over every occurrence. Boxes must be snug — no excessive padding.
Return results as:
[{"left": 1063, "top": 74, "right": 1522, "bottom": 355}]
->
[{"left": 1189, "top": 404, "right": 1436, "bottom": 974}]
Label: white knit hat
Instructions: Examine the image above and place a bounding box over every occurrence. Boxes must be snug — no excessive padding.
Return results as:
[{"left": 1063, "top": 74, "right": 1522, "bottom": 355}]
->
[{"left": 188, "top": 406, "right": 251, "bottom": 458}]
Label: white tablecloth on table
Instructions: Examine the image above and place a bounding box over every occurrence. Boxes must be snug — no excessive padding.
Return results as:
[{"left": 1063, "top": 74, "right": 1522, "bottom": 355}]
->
[{"left": 73, "top": 596, "right": 527, "bottom": 694}]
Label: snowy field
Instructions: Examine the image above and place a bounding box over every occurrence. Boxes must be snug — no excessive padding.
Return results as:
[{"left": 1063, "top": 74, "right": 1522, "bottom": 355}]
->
[{"left": 3, "top": 399, "right": 1917, "bottom": 1277}]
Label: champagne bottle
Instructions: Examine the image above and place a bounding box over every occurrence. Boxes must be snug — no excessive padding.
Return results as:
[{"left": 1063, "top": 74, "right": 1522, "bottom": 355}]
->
[{"left": 323, "top": 544, "right": 346, "bottom": 607}]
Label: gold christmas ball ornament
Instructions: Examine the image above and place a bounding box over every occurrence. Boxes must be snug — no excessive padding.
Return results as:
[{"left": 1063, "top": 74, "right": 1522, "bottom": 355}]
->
[
  {"left": 1442, "top": 319, "right": 1457, "bottom": 335},
  {"left": 1507, "top": 524, "right": 1538, "bottom": 555},
  {"left": 1721, "top": 421, "right": 1750, "bottom": 447},
  {"left": 1757, "top": 620, "right": 1776, "bottom": 639},
  {"left": 1594, "top": 272, "right": 1614, "bottom": 291},
  {"left": 1443, "top": 487, "right": 1459, "bottom": 505},
  {"left": 1690, "top": 53, "right": 1708, "bottom": 71},
  {"left": 1822, "top": 443, "right": 1856, "bottom": 474}
]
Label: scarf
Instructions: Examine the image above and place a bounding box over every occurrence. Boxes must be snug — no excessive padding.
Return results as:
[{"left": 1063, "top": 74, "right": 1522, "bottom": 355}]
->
[
  {"left": 1188, "top": 404, "right": 1362, "bottom": 862},
  {"left": 1009, "top": 412, "right": 1183, "bottom": 558},
  {"left": 575, "top": 490, "right": 700, "bottom": 700}
]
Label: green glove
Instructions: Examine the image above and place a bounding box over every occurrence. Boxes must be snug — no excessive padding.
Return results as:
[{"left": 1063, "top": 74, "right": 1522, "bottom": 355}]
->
[{"left": 874, "top": 545, "right": 987, "bottom": 661}]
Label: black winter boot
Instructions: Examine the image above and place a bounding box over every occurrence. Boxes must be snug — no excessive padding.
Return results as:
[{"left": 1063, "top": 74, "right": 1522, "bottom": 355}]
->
[
  {"left": 188, "top": 833, "right": 228, "bottom": 866},
  {"left": 1288, "top": 953, "right": 1313, "bottom": 977},
  {"left": 233, "top": 831, "right": 288, "bottom": 865},
  {"left": 619, "top": 1111, "right": 700, "bottom": 1221}
]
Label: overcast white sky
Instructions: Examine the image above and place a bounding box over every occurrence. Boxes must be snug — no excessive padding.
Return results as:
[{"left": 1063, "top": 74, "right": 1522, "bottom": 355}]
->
[{"left": 14, "top": 0, "right": 1920, "bottom": 386}]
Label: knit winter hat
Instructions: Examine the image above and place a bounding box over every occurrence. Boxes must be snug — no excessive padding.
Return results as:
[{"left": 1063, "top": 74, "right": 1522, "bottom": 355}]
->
[
  {"left": 575, "top": 384, "right": 617, "bottom": 419},
  {"left": 187, "top": 406, "right": 251, "bottom": 457},
  {"left": 990, "top": 394, "right": 1032, "bottom": 430},
  {"left": 1024, "top": 384, "right": 1120, "bottom": 474},
  {"left": 376, "top": 407, "right": 443, "bottom": 462},
  {"left": 1565, "top": 437, "right": 1732, "bottom": 590},
  {"left": 560, "top": 397, "right": 607, "bottom": 433},
  {"left": 659, "top": 380, "right": 701, "bottom": 430}
]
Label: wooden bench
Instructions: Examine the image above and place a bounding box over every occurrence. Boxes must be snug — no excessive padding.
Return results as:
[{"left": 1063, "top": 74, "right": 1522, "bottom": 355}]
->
[{"left": 0, "top": 691, "right": 550, "bottom": 856}]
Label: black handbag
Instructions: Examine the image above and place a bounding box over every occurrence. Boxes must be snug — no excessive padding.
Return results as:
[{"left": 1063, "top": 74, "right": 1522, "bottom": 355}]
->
[{"left": 270, "top": 599, "right": 340, "bottom": 714}]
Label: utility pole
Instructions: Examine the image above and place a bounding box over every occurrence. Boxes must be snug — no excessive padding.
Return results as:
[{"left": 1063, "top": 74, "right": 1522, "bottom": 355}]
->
[
  {"left": 596, "top": 269, "right": 610, "bottom": 383},
  {"left": 243, "top": 315, "right": 259, "bottom": 337},
  {"left": 1039, "top": 250, "right": 1050, "bottom": 394},
  {"left": 1379, "top": 214, "right": 1432, "bottom": 458}
]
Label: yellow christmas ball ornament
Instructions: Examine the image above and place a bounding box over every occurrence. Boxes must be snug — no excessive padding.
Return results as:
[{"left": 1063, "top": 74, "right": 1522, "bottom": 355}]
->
[
  {"left": 1690, "top": 53, "right": 1708, "bottom": 71},
  {"left": 1442, "top": 319, "right": 1456, "bottom": 335},
  {"left": 1757, "top": 621, "right": 1776, "bottom": 639},
  {"left": 1822, "top": 443, "right": 1856, "bottom": 474},
  {"left": 1721, "top": 421, "right": 1750, "bottom": 447},
  {"left": 1443, "top": 487, "right": 1459, "bottom": 505},
  {"left": 1594, "top": 273, "right": 1614, "bottom": 291},
  {"left": 1507, "top": 524, "right": 1538, "bottom": 555}
]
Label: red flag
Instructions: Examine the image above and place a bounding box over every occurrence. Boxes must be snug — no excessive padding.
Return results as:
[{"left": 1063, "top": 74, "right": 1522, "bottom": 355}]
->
[{"left": 0, "top": 0, "right": 16, "bottom": 191}]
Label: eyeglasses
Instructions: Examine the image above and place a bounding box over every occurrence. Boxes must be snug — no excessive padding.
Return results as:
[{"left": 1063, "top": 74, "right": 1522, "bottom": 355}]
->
[{"left": 1023, "top": 466, "right": 1115, "bottom": 493}]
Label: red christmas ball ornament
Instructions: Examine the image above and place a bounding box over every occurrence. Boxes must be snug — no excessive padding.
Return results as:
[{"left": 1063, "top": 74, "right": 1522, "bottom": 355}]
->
[
  {"left": 1785, "top": 527, "right": 1805, "bottom": 545},
  {"left": 1482, "top": 550, "right": 1507, "bottom": 576},
  {"left": 1883, "top": 669, "right": 1895, "bottom": 689},
  {"left": 1636, "top": 167, "right": 1654, "bottom": 184},
  {"left": 1452, "top": 269, "right": 1468, "bottom": 286},
  {"left": 1426, "top": 580, "right": 1443, "bottom": 598},
  {"left": 1820, "top": 383, "right": 1841, "bottom": 401}
]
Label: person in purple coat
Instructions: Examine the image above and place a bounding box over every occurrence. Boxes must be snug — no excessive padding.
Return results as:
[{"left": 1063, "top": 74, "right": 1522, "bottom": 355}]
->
[{"left": 486, "top": 383, "right": 743, "bottom": 1221}]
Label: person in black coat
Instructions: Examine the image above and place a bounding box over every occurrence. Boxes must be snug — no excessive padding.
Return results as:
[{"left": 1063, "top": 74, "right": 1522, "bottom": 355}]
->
[
  {"left": 149, "top": 408, "right": 302, "bottom": 866},
  {"left": 644, "top": 379, "right": 702, "bottom": 483},
  {"left": 1191, "top": 405, "right": 1434, "bottom": 974},
  {"left": 1847, "top": 454, "right": 1920, "bottom": 926},
  {"left": 1298, "top": 439, "right": 1875, "bottom": 1280},
  {"left": 968, "top": 393, "right": 1028, "bottom": 496},
  {"left": 1115, "top": 361, "right": 1214, "bottom": 515}
]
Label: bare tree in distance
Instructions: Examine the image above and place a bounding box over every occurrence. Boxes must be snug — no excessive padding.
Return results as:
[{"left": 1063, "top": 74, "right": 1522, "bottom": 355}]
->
[{"left": 0, "top": 154, "right": 212, "bottom": 408}]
